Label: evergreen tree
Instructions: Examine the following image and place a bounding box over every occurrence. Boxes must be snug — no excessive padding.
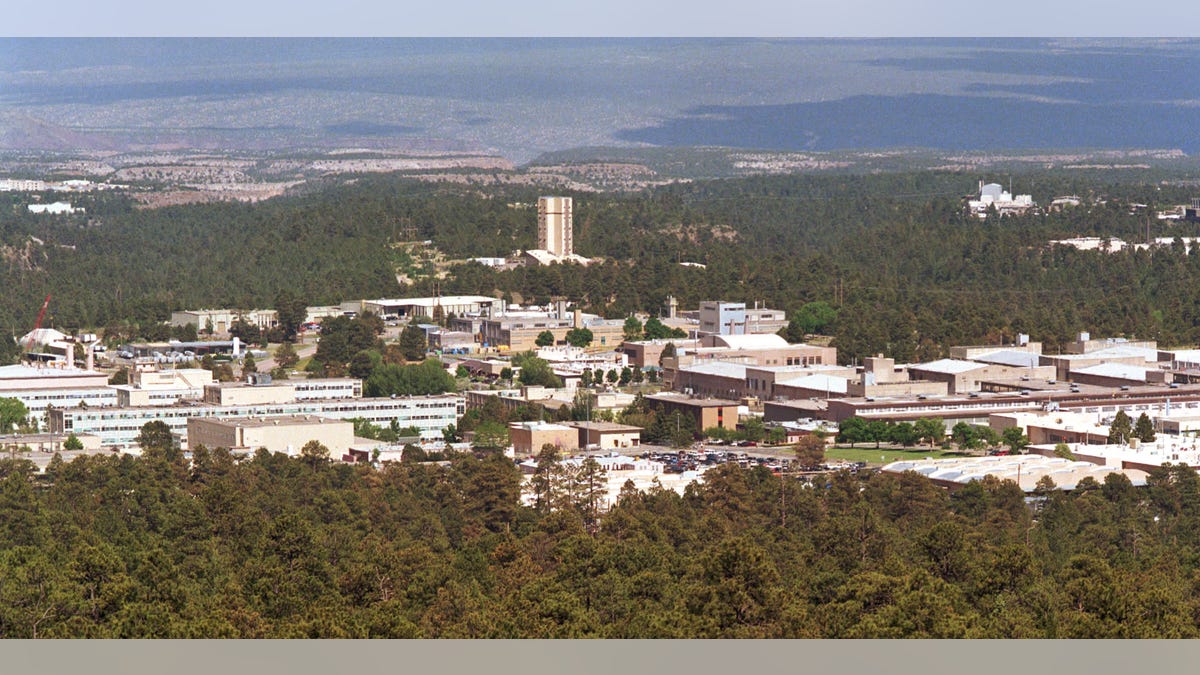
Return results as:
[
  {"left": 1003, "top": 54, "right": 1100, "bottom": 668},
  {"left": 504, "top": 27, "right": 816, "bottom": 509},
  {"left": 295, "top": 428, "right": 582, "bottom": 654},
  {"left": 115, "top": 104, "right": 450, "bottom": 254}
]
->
[
  {"left": 1134, "top": 413, "right": 1156, "bottom": 443},
  {"left": 623, "top": 316, "right": 644, "bottom": 342},
  {"left": 275, "top": 341, "right": 299, "bottom": 369},
  {"left": 300, "top": 439, "right": 330, "bottom": 467},
  {"left": 564, "top": 328, "right": 593, "bottom": 348},
  {"left": 1108, "top": 411, "right": 1133, "bottom": 444},
  {"left": 241, "top": 354, "right": 257, "bottom": 378},
  {"left": 274, "top": 290, "right": 309, "bottom": 342},
  {"left": 530, "top": 444, "right": 565, "bottom": 513},
  {"left": 398, "top": 323, "right": 428, "bottom": 362},
  {"left": 517, "top": 357, "right": 562, "bottom": 388}
]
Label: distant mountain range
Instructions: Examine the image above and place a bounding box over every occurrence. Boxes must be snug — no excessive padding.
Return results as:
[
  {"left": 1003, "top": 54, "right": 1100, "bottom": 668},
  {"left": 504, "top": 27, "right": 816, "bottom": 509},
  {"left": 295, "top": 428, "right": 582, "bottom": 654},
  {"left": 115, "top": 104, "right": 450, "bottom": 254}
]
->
[{"left": 2, "top": 38, "right": 1199, "bottom": 163}]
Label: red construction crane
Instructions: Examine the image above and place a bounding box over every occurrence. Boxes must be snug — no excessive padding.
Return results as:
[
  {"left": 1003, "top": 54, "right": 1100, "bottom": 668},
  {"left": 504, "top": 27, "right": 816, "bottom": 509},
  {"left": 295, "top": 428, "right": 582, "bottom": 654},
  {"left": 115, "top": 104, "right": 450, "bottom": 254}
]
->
[
  {"left": 33, "top": 294, "right": 51, "bottom": 332},
  {"left": 18, "top": 294, "right": 52, "bottom": 351}
]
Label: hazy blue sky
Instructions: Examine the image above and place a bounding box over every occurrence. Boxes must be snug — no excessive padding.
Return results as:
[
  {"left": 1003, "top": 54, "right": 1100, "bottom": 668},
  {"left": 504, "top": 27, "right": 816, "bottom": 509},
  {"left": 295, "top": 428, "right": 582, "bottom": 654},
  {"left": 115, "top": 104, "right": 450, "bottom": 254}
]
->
[{"left": 6, "top": 1, "right": 1200, "bottom": 37}]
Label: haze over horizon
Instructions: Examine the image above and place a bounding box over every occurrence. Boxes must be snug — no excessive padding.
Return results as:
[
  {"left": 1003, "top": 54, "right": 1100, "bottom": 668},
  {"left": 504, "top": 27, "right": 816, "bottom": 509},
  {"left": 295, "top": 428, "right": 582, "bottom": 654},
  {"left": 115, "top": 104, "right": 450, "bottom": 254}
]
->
[{"left": 2, "top": 38, "right": 1199, "bottom": 163}]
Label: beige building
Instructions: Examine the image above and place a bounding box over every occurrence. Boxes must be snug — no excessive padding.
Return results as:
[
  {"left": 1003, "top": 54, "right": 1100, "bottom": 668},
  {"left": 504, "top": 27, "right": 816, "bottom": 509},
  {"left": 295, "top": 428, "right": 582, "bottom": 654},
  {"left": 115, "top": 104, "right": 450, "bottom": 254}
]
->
[
  {"left": 203, "top": 381, "right": 297, "bottom": 406},
  {"left": 112, "top": 366, "right": 214, "bottom": 407},
  {"left": 1065, "top": 333, "right": 1156, "bottom": 355},
  {"left": 989, "top": 411, "right": 1111, "bottom": 446},
  {"left": 567, "top": 421, "right": 643, "bottom": 450},
  {"left": 362, "top": 296, "right": 499, "bottom": 320},
  {"left": 664, "top": 335, "right": 837, "bottom": 391},
  {"left": 537, "top": 196, "right": 573, "bottom": 257},
  {"left": 907, "top": 359, "right": 1057, "bottom": 395},
  {"left": 509, "top": 421, "right": 579, "bottom": 456},
  {"left": 473, "top": 313, "right": 624, "bottom": 352},
  {"left": 170, "top": 308, "right": 278, "bottom": 333},
  {"left": 0, "top": 432, "right": 102, "bottom": 455},
  {"left": 949, "top": 341, "right": 1043, "bottom": 361},
  {"left": 187, "top": 415, "right": 354, "bottom": 457},
  {"left": 645, "top": 393, "right": 739, "bottom": 432},
  {"left": 1041, "top": 347, "right": 1160, "bottom": 381},
  {"left": 621, "top": 338, "right": 702, "bottom": 369}
]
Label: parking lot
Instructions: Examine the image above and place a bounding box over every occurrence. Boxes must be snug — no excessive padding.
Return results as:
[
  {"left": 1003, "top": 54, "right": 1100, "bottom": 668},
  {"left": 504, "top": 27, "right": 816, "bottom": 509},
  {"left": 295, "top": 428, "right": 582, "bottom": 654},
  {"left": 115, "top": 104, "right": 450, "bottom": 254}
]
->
[{"left": 623, "top": 445, "right": 868, "bottom": 475}]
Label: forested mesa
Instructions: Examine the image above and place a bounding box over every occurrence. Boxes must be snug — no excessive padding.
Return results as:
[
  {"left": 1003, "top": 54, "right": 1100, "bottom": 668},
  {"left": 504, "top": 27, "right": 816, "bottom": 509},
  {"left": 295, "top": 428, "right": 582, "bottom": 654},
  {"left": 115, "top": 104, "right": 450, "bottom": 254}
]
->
[{"left": 5, "top": 169, "right": 1200, "bottom": 365}]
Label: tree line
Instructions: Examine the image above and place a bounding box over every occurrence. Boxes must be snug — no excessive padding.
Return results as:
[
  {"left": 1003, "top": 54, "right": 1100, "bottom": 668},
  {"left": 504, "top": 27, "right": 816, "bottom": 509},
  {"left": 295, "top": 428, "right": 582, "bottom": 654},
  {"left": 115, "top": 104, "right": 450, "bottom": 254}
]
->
[{"left": 3, "top": 434, "right": 1200, "bottom": 637}]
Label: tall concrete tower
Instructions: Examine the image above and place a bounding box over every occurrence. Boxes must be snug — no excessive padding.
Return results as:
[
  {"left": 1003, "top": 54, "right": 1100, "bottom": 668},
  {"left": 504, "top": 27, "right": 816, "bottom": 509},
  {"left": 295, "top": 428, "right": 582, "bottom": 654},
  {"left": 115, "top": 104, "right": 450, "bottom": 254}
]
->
[{"left": 537, "top": 196, "right": 573, "bottom": 257}]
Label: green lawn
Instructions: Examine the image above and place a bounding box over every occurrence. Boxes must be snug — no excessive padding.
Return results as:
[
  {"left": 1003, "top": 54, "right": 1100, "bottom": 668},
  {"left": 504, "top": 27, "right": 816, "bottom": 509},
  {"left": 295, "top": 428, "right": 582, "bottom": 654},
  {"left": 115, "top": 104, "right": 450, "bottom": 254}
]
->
[{"left": 824, "top": 446, "right": 971, "bottom": 465}]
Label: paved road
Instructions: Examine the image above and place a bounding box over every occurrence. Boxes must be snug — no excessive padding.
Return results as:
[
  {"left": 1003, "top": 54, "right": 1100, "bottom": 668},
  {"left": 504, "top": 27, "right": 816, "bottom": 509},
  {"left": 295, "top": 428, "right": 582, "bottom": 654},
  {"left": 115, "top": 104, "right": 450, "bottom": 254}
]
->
[{"left": 255, "top": 335, "right": 319, "bottom": 373}]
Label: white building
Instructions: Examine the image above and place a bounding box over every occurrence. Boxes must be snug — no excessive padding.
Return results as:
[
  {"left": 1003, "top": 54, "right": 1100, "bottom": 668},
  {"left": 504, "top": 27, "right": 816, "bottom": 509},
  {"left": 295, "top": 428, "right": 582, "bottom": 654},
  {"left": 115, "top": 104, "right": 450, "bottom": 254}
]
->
[
  {"left": 1029, "top": 438, "right": 1200, "bottom": 475},
  {"left": 519, "top": 453, "right": 709, "bottom": 510},
  {"left": 0, "top": 179, "right": 50, "bottom": 191},
  {"left": 0, "top": 363, "right": 115, "bottom": 420},
  {"left": 967, "top": 181, "right": 1035, "bottom": 217},
  {"left": 361, "top": 296, "right": 500, "bottom": 319},
  {"left": 27, "top": 202, "right": 81, "bottom": 215},
  {"left": 883, "top": 454, "right": 1148, "bottom": 492},
  {"left": 47, "top": 394, "right": 465, "bottom": 448},
  {"left": 111, "top": 366, "right": 215, "bottom": 407}
]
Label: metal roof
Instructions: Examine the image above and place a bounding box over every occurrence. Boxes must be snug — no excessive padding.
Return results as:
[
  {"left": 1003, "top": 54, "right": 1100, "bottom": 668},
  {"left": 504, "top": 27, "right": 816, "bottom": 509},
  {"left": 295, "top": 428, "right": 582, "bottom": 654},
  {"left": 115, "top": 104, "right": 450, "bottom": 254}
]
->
[
  {"left": 366, "top": 295, "right": 497, "bottom": 307},
  {"left": 910, "top": 358, "right": 986, "bottom": 375},
  {"left": 0, "top": 363, "right": 103, "bottom": 380},
  {"left": 883, "top": 455, "right": 1149, "bottom": 491},
  {"left": 707, "top": 334, "right": 789, "bottom": 350},
  {"left": 1071, "top": 362, "right": 1149, "bottom": 381},
  {"left": 776, "top": 373, "right": 848, "bottom": 394},
  {"left": 680, "top": 362, "right": 748, "bottom": 379},
  {"left": 1055, "top": 346, "right": 1158, "bottom": 362},
  {"left": 972, "top": 350, "right": 1041, "bottom": 368},
  {"left": 1168, "top": 349, "right": 1200, "bottom": 363}
]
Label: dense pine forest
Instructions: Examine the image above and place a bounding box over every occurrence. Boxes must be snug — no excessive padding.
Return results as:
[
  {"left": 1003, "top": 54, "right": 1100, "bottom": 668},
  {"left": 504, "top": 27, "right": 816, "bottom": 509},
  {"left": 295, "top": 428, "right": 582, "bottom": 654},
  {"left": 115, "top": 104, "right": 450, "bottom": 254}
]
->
[
  {"left": 3, "top": 446, "right": 1200, "bottom": 638},
  {"left": 4, "top": 170, "right": 1200, "bottom": 361},
  {"left": 7, "top": 170, "right": 1200, "bottom": 637}
]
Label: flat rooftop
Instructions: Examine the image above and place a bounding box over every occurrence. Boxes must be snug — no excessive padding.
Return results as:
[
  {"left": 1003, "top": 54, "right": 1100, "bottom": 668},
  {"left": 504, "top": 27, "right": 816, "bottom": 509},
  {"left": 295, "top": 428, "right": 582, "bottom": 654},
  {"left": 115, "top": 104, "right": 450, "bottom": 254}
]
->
[
  {"left": 0, "top": 364, "right": 107, "bottom": 380},
  {"left": 680, "top": 362, "right": 748, "bottom": 378},
  {"left": 367, "top": 295, "right": 496, "bottom": 307},
  {"left": 883, "top": 455, "right": 1149, "bottom": 492},
  {"left": 567, "top": 421, "right": 642, "bottom": 432},
  {"left": 199, "top": 415, "right": 348, "bottom": 429},
  {"left": 647, "top": 393, "right": 740, "bottom": 407},
  {"left": 510, "top": 421, "right": 574, "bottom": 431},
  {"left": 910, "top": 359, "right": 988, "bottom": 375}
]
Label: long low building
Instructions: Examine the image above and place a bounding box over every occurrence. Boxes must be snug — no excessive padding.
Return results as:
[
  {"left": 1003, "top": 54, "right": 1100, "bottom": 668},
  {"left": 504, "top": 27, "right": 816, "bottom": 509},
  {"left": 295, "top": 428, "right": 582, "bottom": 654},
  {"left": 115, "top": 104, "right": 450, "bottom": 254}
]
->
[
  {"left": 1028, "top": 438, "right": 1200, "bottom": 474},
  {"left": 0, "top": 363, "right": 116, "bottom": 418},
  {"left": 188, "top": 415, "right": 355, "bottom": 456},
  {"left": 47, "top": 394, "right": 464, "bottom": 448},
  {"left": 202, "top": 377, "right": 361, "bottom": 405},
  {"left": 883, "top": 455, "right": 1149, "bottom": 492},
  {"left": 169, "top": 309, "right": 278, "bottom": 332},
  {"left": 362, "top": 296, "right": 500, "bottom": 319},
  {"left": 823, "top": 381, "right": 1200, "bottom": 425},
  {"left": 567, "top": 421, "right": 643, "bottom": 450}
]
